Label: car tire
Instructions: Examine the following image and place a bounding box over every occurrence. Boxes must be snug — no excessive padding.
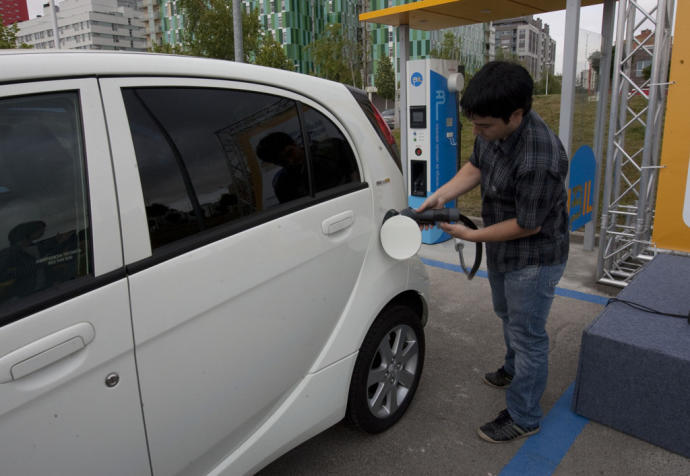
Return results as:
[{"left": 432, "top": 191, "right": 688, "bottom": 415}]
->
[{"left": 346, "top": 304, "right": 425, "bottom": 433}]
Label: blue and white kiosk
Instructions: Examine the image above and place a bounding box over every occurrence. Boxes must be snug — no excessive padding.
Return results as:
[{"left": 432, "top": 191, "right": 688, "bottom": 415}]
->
[{"left": 406, "top": 59, "right": 463, "bottom": 244}]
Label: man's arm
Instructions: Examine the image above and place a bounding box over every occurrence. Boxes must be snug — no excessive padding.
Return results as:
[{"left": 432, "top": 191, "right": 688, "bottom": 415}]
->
[
  {"left": 416, "top": 161, "right": 481, "bottom": 211},
  {"left": 440, "top": 218, "right": 540, "bottom": 242}
]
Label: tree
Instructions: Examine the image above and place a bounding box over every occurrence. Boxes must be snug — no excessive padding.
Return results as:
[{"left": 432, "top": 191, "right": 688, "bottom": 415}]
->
[
  {"left": 495, "top": 46, "right": 521, "bottom": 64},
  {"left": 178, "top": 0, "right": 260, "bottom": 61},
  {"left": 589, "top": 51, "right": 602, "bottom": 77},
  {"left": 1, "top": 15, "right": 31, "bottom": 49},
  {"left": 588, "top": 50, "right": 602, "bottom": 89},
  {"left": 310, "top": 23, "right": 361, "bottom": 87},
  {"left": 534, "top": 72, "right": 560, "bottom": 95},
  {"left": 429, "top": 31, "right": 462, "bottom": 61},
  {"left": 374, "top": 54, "right": 395, "bottom": 103},
  {"left": 255, "top": 32, "right": 295, "bottom": 71},
  {"left": 642, "top": 64, "right": 652, "bottom": 81},
  {"left": 150, "top": 42, "right": 187, "bottom": 55}
]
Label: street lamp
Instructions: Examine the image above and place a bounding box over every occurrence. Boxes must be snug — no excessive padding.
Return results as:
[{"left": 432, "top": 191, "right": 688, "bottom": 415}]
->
[
  {"left": 544, "top": 62, "right": 552, "bottom": 95},
  {"left": 544, "top": 63, "right": 553, "bottom": 96}
]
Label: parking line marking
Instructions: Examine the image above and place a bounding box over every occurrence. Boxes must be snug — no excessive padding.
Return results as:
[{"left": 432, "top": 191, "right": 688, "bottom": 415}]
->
[
  {"left": 420, "top": 258, "right": 609, "bottom": 305},
  {"left": 499, "top": 383, "right": 589, "bottom": 476}
]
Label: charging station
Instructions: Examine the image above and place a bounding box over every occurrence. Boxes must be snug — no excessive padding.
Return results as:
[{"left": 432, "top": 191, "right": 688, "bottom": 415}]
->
[{"left": 406, "top": 59, "right": 462, "bottom": 244}]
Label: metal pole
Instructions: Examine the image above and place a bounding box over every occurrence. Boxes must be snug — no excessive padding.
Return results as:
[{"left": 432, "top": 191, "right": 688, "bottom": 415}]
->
[
  {"left": 559, "top": 0, "right": 581, "bottom": 159},
  {"left": 233, "top": 0, "right": 243, "bottom": 62},
  {"left": 636, "top": 0, "right": 673, "bottom": 252},
  {"left": 584, "top": 0, "right": 616, "bottom": 251},
  {"left": 399, "top": 25, "right": 409, "bottom": 196},
  {"left": 545, "top": 69, "right": 549, "bottom": 95},
  {"left": 596, "top": 0, "right": 629, "bottom": 280},
  {"left": 50, "top": 0, "right": 60, "bottom": 49}
]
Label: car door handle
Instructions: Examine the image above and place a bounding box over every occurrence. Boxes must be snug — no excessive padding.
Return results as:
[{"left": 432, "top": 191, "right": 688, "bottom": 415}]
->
[
  {"left": 0, "top": 322, "right": 95, "bottom": 383},
  {"left": 321, "top": 211, "right": 354, "bottom": 235}
]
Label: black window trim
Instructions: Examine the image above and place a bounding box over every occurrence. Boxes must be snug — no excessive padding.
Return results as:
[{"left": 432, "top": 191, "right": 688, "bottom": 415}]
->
[
  {"left": 0, "top": 179, "right": 365, "bottom": 327},
  {"left": 0, "top": 268, "right": 127, "bottom": 329},
  {"left": 126, "top": 181, "right": 368, "bottom": 276},
  {"left": 124, "top": 84, "right": 367, "bottom": 267},
  {"left": 0, "top": 77, "right": 371, "bottom": 326}
]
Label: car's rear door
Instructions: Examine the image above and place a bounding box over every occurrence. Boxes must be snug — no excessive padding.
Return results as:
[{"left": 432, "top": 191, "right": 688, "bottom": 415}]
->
[
  {"left": 0, "top": 79, "right": 149, "bottom": 475},
  {"left": 99, "top": 77, "right": 372, "bottom": 475}
]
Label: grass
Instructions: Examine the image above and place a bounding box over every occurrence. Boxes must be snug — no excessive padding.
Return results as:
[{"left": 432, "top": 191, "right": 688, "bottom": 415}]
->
[{"left": 390, "top": 92, "right": 649, "bottom": 219}]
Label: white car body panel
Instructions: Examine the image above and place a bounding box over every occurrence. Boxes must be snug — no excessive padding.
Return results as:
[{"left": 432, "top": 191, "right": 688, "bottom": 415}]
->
[
  {"left": 0, "top": 51, "right": 429, "bottom": 476},
  {"left": 101, "top": 75, "right": 373, "bottom": 475},
  {"left": 0, "top": 77, "right": 149, "bottom": 475}
]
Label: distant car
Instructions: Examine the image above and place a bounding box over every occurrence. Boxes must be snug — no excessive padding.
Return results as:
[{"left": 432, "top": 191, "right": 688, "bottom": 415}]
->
[
  {"left": 0, "top": 50, "right": 429, "bottom": 476},
  {"left": 381, "top": 108, "right": 396, "bottom": 129}
]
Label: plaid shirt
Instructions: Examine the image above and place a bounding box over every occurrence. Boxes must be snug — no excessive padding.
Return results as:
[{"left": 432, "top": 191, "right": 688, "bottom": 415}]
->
[{"left": 468, "top": 110, "right": 569, "bottom": 272}]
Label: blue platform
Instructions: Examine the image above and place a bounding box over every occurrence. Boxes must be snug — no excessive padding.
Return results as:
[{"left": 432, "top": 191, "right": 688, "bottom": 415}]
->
[{"left": 572, "top": 254, "right": 690, "bottom": 458}]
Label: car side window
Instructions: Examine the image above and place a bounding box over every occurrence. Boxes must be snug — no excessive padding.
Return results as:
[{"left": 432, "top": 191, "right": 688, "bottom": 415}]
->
[
  {"left": 301, "top": 105, "right": 361, "bottom": 195},
  {"left": 122, "top": 87, "right": 307, "bottom": 250},
  {"left": 0, "top": 92, "right": 93, "bottom": 322}
]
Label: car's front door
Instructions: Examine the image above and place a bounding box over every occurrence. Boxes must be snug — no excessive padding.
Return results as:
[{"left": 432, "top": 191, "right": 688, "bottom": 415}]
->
[
  {"left": 0, "top": 79, "right": 149, "bottom": 475},
  {"left": 99, "top": 77, "right": 372, "bottom": 475}
]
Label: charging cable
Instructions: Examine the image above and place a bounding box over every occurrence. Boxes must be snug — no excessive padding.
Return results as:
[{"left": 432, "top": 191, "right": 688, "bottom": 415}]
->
[{"left": 606, "top": 297, "right": 690, "bottom": 325}]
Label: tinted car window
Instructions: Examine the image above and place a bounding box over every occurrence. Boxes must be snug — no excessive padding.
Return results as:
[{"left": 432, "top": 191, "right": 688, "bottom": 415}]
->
[
  {"left": 302, "top": 105, "right": 360, "bottom": 195},
  {"left": 122, "top": 87, "right": 305, "bottom": 250},
  {"left": 0, "top": 92, "right": 92, "bottom": 321}
]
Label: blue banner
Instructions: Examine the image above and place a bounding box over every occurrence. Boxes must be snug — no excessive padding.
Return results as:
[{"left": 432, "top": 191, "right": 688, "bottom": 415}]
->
[{"left": 568, "top": 145, "right": 596, "bottom": 231}]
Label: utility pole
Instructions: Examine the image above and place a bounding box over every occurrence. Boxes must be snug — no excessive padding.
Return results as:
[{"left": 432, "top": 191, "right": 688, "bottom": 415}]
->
[
  {"left": 361, "top": 0, "right": 369, "bottom": 88},
  {"left": 49, "top": 0, "right": 60, "bottom": 49},
  {"left": 233, "top": 0, "right": 243, "bottom": 62},
  {"left": 310, "top": 0, "right": 316, "bottom": 73}
]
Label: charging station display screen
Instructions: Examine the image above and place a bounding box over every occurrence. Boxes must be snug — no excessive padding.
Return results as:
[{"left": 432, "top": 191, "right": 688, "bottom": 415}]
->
[{"left": 409, "top": 106, "right": 426, "bottom": 129}]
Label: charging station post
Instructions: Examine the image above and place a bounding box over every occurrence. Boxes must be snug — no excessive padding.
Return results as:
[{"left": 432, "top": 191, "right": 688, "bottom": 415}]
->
[{"left": 406, "top": 59, "right": 462, "bottom": 244}]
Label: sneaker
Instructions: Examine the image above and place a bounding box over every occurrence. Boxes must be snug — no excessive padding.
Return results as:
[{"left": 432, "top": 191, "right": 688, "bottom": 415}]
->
[
  {"left": 477, "top": 409, "right": 540, "bottom": 443},
  {"left": 482, "top": 367, "right": 513, "bottom": 388}
]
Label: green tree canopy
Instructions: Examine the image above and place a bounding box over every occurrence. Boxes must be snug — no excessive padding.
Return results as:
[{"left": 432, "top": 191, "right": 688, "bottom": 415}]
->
[
  {"left": 255, "top": 32, "right": 295, "bottom": 71},
  {"left": 309, "top": 23, "right": 361, "bottom": 87},
  {"left": 495, "top": 46, "right": 521, "bottom": 64},
  {"left": 588, "top": 51, "right": 602, "bottom": 76},
  {"left": 374, "top": 54, "right": 395, "bottom": 101},
  {"left": 430, "top": 31, "right": 462, "bottom": 61},
  {"left": 1, "top": 15, "right": 31, "bottom": 49},
  {"left": 178, "top": 0, "right": 260, "bottom": 61}
]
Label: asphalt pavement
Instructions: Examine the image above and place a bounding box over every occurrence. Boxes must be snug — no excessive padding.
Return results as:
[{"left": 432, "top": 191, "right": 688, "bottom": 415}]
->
[{"left": 258, "top": 234, "right": 690, "bottom": 476}]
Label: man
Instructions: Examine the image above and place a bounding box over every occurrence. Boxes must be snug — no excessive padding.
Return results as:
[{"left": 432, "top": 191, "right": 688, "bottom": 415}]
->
[{"left": 417, "top": 61, "right": 569, "bottom": 443}]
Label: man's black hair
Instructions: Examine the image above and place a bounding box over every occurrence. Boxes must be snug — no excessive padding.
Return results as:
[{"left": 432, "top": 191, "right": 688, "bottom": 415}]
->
[
  {"left": 256, "top": 132, "right": 296, "bottom": 164},
  {"left": 459, "top": 61, "right": 533, "bottom": 123}
]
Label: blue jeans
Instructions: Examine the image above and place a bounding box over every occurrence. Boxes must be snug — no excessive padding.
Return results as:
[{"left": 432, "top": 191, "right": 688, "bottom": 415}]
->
[{"left": 487, "top": 263, "right": 566, "bottom": 429}]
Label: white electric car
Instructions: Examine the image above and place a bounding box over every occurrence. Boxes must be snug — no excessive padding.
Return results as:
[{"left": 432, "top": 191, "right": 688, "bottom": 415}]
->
[{"left": 0, "top": 51, "right": 428, "bottom": 475}]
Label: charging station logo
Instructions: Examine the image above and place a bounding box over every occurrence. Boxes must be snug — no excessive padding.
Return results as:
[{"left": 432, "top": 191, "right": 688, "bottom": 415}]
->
[{"left": 411, "top": 72, "right": 423, "bottom": 87}]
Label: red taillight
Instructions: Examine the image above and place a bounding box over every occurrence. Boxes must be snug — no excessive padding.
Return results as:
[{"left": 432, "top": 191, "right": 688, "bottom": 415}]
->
[{"left": 371, "top": 105, "right": 396, "bottom": 148}]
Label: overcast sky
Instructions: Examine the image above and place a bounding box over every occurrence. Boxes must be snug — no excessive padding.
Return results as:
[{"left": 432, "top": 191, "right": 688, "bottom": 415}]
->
[{"left": 536, "top": 0, "right": 670, "bottom": 74}]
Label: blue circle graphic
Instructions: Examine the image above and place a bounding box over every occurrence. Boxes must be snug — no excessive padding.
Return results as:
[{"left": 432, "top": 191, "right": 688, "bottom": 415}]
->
[{"left": 411, "top": 72, "right": 423, "bottom": 87}]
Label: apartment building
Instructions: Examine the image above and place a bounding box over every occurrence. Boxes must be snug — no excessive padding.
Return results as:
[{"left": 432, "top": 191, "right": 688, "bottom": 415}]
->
[
  {"left": 1, "top": 0, "right": 29, "bottom": 26},
  {"left": 493, "top": 15, "right": 555, "bottom": 81},
  {"left": 17, "top": 0, "right": 147, "bottom": 51}
]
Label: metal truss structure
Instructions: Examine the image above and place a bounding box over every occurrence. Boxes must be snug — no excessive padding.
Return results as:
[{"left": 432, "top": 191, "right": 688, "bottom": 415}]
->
[{"left": 596, "top": 0, "right": 676, "bottom": 287}]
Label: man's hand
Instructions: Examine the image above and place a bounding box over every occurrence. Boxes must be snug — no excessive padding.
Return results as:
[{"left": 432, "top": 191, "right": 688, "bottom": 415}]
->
[
  {"left": 414, "top": 193, "right": 446, "bottom": 230},
  {"left": 439, "top": 222, "right": 476, "bottom": 241}
]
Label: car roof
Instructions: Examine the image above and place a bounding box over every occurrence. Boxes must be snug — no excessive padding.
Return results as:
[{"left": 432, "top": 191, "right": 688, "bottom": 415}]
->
[{"left": 0, "top": 50, "right": 350, "bottom": 104}]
